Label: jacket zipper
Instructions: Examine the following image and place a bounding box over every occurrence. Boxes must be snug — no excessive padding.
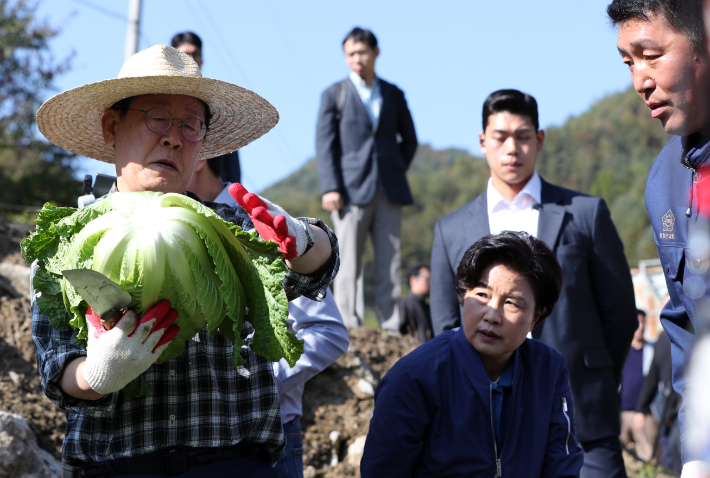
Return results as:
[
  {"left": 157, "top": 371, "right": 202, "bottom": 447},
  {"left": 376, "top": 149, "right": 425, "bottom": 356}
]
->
[
  {"left": 562, "top": 397, "right": 571, "bottom": 455},
  {"left": 490, "top": 385, "right": 502, "bottom": 477},
  {"left": 681, "top": 160, "right": 697, "bottom": 217}
]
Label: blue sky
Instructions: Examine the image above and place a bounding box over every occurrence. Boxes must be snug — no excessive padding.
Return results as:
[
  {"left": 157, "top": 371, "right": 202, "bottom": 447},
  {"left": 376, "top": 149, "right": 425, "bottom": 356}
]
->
[{"left": 36, "top": 0, "right": 633, "bottom": 192}]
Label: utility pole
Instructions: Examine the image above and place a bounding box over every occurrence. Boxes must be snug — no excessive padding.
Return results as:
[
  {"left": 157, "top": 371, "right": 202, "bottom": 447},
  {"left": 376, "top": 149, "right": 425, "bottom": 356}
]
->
[{"left": 124, "top": 0, "right": 143, "bottom": 61}]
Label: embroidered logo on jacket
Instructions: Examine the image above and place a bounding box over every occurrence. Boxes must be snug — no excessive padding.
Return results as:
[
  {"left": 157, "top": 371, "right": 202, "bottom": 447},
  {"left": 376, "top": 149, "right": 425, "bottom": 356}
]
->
[{"left": 660, "top": 210, "right": 675, "bottom": 239}]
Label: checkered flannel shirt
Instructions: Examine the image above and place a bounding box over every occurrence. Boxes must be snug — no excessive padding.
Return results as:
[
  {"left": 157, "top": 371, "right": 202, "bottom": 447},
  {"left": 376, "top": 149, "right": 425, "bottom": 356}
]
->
[{"left": 31, "top": 192, "right": 339, "bottom": 465}]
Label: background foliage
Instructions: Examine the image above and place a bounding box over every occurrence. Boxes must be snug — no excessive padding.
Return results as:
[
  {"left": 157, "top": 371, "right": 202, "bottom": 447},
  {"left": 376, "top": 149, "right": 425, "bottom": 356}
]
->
[
  {"left": 0, "top": 0, "right": 79, "bottom": 209},
  {"left": 262, "top": 87, "right": 669, "bottom": 307}
]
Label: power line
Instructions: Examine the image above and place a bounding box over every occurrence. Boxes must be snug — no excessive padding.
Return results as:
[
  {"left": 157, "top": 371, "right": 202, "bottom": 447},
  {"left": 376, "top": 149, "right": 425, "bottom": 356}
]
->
[
  {"left": 70, "top": 0, "right": 126, "bottom": 22},
  {"left": 69, "top": 0, "right": 152, "bottom": 53}
]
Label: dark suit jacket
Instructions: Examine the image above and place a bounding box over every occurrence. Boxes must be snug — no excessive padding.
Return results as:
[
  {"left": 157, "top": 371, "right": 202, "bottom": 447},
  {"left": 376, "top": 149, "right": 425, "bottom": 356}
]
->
[
  {"left": 315, "top": 77, "right": 418, "bottom": 206},
  {"left": 430, "top": 178, "right": 638, "bottom": 443}
]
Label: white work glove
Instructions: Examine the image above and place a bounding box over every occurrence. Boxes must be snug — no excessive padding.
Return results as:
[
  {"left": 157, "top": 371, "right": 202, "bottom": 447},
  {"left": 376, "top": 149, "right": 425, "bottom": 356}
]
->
[
  {"left": 229, "top": 183, "right": 315, "bottom": 260},
  {"left": 83, "top": 300, "right": 180, "bottom": 394},
  {"left": 681, "top": 460, "right": 710, "bottom": 478}
]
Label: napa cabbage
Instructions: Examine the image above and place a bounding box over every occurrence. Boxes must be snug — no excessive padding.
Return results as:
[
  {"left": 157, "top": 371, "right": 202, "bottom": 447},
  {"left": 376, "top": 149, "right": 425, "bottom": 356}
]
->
[{"left": 22, "top": 191, "right": 302, "bottom": 381}]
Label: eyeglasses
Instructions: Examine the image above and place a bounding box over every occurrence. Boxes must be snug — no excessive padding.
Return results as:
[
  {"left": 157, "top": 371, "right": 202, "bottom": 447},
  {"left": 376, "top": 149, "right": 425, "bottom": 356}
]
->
[
  {"left": 415, "top": 274, "right": 431, "bottom": 282},
  {"left": 128, "top": 108, "right": 207, "bottom": 143}
]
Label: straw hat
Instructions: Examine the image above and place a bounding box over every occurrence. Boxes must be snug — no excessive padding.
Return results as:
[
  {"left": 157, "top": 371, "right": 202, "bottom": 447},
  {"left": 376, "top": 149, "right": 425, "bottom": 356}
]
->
[{"left": 36, "top": 44, "right": 279, "bottom": 163}]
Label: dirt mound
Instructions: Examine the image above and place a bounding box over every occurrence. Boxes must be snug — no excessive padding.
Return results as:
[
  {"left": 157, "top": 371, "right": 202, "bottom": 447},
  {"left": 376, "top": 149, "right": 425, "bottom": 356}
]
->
[
  {"left": 0, "top": 218, "right": 32, "bottom": 265},
  {"left": 301, "top": 328, "right": 420, "bottom": 476}
]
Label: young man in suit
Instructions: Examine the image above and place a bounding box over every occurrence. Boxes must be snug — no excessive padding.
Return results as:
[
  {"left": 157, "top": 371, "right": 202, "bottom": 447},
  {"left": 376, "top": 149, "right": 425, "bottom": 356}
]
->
[
  {"left": 430, "top": 89, "right": 638, "bottom": 478},
  {"left": 609, "top": 1, "right": 710, "bottom": 474},
  {"left": 316, "top": 27, "right": 418, "bottom": 331}
]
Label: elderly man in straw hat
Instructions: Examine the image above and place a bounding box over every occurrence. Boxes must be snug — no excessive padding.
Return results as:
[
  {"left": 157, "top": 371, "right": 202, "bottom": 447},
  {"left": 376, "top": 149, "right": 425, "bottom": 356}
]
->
[{"left": 31, "top": 45, "right": 338, "bottom": 478}]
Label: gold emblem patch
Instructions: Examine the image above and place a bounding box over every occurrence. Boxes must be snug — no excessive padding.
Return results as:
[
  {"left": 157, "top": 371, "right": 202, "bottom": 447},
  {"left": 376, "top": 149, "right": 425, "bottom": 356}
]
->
[{"left": 660, "top": 210, "right": 675, "bottom": 239}]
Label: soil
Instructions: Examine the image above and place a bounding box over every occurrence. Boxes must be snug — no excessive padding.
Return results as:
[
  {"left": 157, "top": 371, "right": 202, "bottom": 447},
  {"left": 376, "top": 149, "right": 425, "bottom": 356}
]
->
[{"left": 0, "top": 217, "right": 678, "bottom": 477}]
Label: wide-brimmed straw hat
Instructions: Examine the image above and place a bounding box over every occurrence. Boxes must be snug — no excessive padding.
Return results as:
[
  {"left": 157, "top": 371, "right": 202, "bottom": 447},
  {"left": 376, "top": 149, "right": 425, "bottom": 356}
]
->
[{"left": 36, "top": 44, "right": 279, "bottom": 163}]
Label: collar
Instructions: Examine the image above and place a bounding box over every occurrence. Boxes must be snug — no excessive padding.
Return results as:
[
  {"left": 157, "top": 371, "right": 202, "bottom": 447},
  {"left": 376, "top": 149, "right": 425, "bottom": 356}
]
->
[
  {"left": 452, "top": 326, "right": 521, "bottom": 387},
  {"left": 349, "top": 71, "right": 378, "bottom": 89},
  {"left": 491, "top": 358, "right": 514, "bottom": 389},
  {"left": 213, "top": 182, "right": 235, "bottom": 205},
  {"left": 486, "top": 171, "right": 541, "bottom": 215},
  {"left": 681, "top": 133, "right": 710, "bottom": 171}
]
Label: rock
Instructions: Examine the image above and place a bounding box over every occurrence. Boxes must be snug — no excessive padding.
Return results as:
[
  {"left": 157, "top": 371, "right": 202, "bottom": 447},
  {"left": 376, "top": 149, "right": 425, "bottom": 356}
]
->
[
  {"left": 0, "top": 264, "right": 31, "bottom": 300},
  {"left": 346, "top": 434, "right": 368, "bottom": 466},
  {"left": 357, "top": 378, "right": 375, "bottom": 396},
  {"left": 8, "top": 371, "right": 20, "bottom": 386},
  {"left": 328, "top": 430, "right": 341, "bottom": 466},
  {"left": 0, "top": 411, "right": 61, "bottom": 478}
]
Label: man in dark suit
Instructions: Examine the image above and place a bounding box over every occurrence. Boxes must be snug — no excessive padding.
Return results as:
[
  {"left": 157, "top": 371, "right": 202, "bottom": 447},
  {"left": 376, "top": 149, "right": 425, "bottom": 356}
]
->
[
  {"left": 430, "top": 89, "right": 638, "bottom": 478},
  {"left": 316, "top": 27, "right": 417, "bottom": 330}
]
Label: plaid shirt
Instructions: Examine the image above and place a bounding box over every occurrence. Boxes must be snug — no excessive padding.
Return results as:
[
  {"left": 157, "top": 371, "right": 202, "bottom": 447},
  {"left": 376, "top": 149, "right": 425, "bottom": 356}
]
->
[{"left": 31, "top": 193, "right": 339, "bottom": 465}]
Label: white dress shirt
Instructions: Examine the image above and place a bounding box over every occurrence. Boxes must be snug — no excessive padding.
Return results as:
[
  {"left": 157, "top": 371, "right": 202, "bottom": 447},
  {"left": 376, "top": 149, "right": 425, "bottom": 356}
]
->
[
  {"left": 349, "top": 71, "right": 382, "bottom": 125},
  {"left": 216, "top": 184, "right": 350, "bottom": 423},
  {"left": 487, "top": 172, "right": 542, "bottom": 238}
]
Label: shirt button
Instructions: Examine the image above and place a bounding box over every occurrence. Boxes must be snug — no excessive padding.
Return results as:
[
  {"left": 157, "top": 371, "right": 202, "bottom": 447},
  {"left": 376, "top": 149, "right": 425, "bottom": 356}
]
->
[
  {"left": 169, "top": 370, "right": 176, "bottom": 376},
  {"left": 693, "top": 259, "right": 702, "bottom": 269},
  {"left": 169, "top": 414, "right": 176, "bottom": 421}
]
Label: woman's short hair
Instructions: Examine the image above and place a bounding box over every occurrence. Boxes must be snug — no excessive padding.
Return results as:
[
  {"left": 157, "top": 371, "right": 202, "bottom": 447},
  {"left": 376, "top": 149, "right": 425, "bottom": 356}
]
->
[{"left": 455, "top": 231, "right": 563, "bottom": 327}]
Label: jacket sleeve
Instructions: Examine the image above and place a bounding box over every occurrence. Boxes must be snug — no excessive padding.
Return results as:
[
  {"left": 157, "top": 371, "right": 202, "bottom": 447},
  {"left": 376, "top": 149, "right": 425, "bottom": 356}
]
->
[
  {"left": 541, "top": 362, "right": 585, "bottom": 477},
  {"left": 394, "top": 87, "right": 417, "bottom": 169},
  {"left": 430, "top": 219, "right": 461, "bottom": 336},
  {"left": 360, "top": 364, "right": 429, "bottom": 477},
  {"left": 272, "top": 294, "right": 349, "bottom": 395},
  {"left": 587, "top": 198, "right": 638, "bottom": 383},
  {"left": 315, "top": 85, "right": 343, "bottom": 195}
]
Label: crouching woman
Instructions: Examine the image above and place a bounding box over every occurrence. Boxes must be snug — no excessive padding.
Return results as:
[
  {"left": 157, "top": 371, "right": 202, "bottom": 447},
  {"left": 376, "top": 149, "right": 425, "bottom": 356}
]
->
[{"left": 360, "top": 231, "right": 584, "bottom": 477}]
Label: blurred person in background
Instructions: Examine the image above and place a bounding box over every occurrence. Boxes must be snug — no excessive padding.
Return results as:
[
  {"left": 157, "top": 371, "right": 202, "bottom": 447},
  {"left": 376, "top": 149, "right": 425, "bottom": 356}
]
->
[
  {"left": 399, "top": 263, "right": 432, "bottom": 344},
  {"left": 316, "top": 27, "right": 418, "bottom": 332},
  {"left": 172, "top": 31, "right": 242, "bottom": 185},
  {"left": 608, "top": 0, "right": 710, "bottom": 474},
  {"left": 635, "top": 330, "right": 682, "bottom": 472},
  {"left": 619, "top": 309, "right": 653, "bottom": 461}
]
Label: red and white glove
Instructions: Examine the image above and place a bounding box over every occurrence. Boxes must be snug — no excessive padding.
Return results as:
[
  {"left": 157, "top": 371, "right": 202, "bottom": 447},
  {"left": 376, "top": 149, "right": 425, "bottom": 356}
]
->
[
  {"left": 83, "top": 300, "right": 180, "bottom": 394},
  {"left": 229, "top": 183, "right": 315, "bottom": 260}
]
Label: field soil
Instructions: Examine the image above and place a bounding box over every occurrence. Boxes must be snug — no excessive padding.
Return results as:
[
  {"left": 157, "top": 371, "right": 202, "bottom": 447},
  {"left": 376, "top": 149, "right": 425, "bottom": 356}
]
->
[{"left": 0, "top": 217, "right": 677, "bottom": 477}]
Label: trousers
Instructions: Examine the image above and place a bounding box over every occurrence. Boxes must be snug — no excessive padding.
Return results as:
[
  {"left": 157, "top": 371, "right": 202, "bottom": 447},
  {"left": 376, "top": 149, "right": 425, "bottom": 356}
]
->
[
  {"left": 331, "top": 186, "right": 401, "bottom": 330},
  {"left": 580, "top": 436, "right": 627, "bottom": 478},
  {"left": 273, "top": 419, "right": 304, "bottom": 478}
]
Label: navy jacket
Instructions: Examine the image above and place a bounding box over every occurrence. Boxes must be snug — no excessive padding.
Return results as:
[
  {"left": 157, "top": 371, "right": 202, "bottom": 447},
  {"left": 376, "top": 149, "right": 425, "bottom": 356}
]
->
[
  {"left": 430, "top": 179, "right": 638, "bottom": 443},
  {"left": 315, "top": 77, "right": 417, "bottom": 206},
  {"left": 645, "top": 134, "right": 710, "bottom": 459},
  {"left": 360, "top": 328, "right": 584, "bottom": 477}
]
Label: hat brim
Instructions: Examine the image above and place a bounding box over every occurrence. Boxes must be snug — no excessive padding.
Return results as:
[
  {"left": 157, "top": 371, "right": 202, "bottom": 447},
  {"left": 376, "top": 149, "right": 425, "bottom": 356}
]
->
[{"left": 36, "top": 76, "right": 279, "bottom": 163}]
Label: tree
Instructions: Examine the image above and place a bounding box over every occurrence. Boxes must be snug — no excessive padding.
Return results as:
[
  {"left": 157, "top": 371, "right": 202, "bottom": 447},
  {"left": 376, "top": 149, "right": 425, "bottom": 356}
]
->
[{"left": 0, "top": 0, "right": 79, "bottom": 209}]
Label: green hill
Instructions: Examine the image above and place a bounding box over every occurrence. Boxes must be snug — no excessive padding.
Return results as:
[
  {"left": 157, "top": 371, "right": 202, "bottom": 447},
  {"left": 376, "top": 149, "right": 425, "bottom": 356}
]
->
[{"left": 261, "top": 86, "right": 669, "bottom": 304}]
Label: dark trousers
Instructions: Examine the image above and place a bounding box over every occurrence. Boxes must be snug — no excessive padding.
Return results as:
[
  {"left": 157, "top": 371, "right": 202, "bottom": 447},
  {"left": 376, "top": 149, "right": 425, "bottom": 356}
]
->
[
  {"left": 63, "top": 455, "right": 277, "bottom": 477},
  {"left": 273, "top": 419, "right": 304, "bottom": 478},
  {"left": 580, "top": 436, "right": 627, "bottom": 478},
  {"left": 660, "top": 420, "right": 682, "bottom": 472}
]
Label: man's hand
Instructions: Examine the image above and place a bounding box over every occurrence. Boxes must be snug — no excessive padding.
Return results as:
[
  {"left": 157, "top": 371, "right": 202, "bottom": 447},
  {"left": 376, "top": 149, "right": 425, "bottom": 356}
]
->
[
  {"left": 633, "top": 412, "right": 646, "bottom": 434},
  {"left": 229, "top": 183, "right": 314, "bottom": 260},
  {"left": 83, "top": 300, "right": 180, "bottom": 395},
  {"left": 322, "top": 191, "right": 343, "bottom": 212}
]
